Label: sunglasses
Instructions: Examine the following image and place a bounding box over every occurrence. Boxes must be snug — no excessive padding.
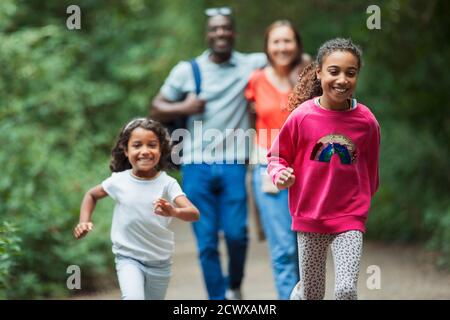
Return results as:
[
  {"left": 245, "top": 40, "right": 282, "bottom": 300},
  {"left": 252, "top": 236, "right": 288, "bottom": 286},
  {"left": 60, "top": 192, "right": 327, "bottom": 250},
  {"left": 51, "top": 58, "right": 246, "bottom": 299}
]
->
[{"left": 204, "top": 7, "right": 232, "bottom": 17}]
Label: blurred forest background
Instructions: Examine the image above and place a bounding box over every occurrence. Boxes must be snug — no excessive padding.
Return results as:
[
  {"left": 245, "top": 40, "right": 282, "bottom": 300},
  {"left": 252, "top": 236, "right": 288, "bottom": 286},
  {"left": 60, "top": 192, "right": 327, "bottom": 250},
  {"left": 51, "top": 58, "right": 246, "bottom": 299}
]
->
[{"left": 0, "top": 0, "right": 449, "bottom": 299}]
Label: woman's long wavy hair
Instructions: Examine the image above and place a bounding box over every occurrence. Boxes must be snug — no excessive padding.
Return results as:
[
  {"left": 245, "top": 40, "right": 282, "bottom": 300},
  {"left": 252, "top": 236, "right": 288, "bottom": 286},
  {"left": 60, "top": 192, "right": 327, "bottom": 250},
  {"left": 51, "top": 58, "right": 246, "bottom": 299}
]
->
[
  {"left": 109, "top": 118, "right": 172, "bottom": 172},
  {"left": 287, "top": 38, "right": 363, "bottom": 112}
]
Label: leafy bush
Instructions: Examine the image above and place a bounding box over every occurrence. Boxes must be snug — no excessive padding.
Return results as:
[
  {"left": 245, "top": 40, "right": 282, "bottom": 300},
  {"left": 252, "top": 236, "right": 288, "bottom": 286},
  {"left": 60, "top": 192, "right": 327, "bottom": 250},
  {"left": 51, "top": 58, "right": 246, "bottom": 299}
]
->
[
  {"left": 1, "top": 0, "right": 204, "bottom": 299},
  {"left": 0, "top": 221, "right": 21, "bottom": 298},
  {"left": 359, "top": 0, "right": 450, "bottom": 269}
]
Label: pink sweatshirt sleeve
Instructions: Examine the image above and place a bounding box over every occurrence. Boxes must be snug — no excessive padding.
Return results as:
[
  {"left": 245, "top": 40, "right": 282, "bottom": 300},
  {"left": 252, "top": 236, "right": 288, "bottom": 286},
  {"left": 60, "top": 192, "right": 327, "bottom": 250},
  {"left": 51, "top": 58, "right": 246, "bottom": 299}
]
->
[
  {"left": 267, "top": 116, "right": 297, "bottom": 185},
  {"left": 367, "top": 120, "right": 381, "bottom": 196}
]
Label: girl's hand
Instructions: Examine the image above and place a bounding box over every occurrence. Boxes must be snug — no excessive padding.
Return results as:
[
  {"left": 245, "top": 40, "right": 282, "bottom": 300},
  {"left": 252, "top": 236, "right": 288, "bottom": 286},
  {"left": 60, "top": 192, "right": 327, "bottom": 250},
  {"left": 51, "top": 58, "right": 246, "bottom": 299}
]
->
[
  {"left": 74, "top": 222, "right": 94, "bottom": 239},
  {"left": 276, "top": 167, "right": 296, "bottom": 190},
  {"left": 153, "top": 198, "right": 177, "bottom": 217}
]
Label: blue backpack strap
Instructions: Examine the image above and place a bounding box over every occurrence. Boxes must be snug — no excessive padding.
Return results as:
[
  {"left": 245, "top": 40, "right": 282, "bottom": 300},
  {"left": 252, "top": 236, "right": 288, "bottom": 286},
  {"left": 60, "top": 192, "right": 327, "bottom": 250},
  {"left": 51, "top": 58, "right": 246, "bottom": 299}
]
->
[{"left": 189, "top": 59, "right": 201, "bottom": 95}]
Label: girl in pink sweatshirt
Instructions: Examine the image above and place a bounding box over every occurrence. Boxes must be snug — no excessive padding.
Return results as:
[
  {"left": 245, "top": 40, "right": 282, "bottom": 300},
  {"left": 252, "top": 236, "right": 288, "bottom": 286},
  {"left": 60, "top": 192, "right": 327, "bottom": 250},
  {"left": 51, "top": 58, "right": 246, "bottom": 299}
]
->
[{"left": 267, "top": 38, "right": 380, "bottom": 300}]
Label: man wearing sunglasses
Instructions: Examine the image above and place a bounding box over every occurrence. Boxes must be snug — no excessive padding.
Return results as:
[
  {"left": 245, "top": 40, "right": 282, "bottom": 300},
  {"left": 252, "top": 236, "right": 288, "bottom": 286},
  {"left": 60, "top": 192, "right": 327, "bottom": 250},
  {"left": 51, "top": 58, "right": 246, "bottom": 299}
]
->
[{"left": 151, "top": 7, "right": 266, "bottom": 300}]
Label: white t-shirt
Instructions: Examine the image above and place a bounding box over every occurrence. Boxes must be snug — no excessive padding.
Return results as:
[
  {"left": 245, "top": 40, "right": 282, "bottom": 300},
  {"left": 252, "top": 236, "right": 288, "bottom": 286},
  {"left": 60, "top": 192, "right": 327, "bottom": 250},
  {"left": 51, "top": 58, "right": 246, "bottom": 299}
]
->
[{"left": 101, "top": 170, "right": 185, "bottom": 262}]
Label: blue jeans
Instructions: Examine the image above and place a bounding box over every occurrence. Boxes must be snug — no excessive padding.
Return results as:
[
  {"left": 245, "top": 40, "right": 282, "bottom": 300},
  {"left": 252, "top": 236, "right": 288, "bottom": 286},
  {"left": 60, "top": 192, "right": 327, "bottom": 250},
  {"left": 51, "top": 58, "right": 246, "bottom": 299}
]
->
[
  {"left": 182, "top": 163, "right": 248, "bottom": 300},
  {"left": 252, "top": 165, "right": 299, "bottom": 299},
  {"left": 114, "top": 255, "right": 172, "bottom": 300}
]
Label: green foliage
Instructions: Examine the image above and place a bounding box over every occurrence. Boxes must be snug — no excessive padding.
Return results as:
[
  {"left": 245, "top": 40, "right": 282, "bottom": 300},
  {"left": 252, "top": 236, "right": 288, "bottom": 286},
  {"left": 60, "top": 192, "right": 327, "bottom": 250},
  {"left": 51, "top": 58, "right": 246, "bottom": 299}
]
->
[
  {"left": 424, "top": 207, "right": 450, "bottom": 269},
  {"left": 356, "top": 0, "right": 450, "bottom": 269},
  {"left": 0, "top": 0, "right": 448, "bottom": 298},
  {"left": 0, "top": 0, "right": 207, "bottom": 299},
  {"left": 367, "top": 121, "right": 450, "bottom": 244},
  {"left": 0, "top": 221, "right": 21, "bottom": 298}
]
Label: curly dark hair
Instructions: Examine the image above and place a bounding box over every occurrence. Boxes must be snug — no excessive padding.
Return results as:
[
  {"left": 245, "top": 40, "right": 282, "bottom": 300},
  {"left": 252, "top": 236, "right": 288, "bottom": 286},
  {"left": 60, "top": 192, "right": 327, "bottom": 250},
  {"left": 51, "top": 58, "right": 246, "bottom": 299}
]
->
[
  {"left": 287, "top": 38, "right": 363, "bottom": 112},
  {"left": 109, "top": 118, "right": 172, "bottom": 172}
]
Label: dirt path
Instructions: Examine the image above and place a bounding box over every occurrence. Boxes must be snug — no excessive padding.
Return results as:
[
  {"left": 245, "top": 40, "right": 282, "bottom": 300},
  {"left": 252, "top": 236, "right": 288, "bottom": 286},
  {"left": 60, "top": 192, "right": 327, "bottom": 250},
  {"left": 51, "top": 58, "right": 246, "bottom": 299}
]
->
[{"left": 71, "top": 219, "right": 450, "bottom": 300}]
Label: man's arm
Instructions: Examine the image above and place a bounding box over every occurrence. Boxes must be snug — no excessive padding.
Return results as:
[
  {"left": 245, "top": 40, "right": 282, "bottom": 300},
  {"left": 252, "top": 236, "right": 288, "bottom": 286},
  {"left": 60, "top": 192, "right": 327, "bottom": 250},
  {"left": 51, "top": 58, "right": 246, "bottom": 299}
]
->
[{"left": 150, "top": 93, "right": 205, "bottom": 122}]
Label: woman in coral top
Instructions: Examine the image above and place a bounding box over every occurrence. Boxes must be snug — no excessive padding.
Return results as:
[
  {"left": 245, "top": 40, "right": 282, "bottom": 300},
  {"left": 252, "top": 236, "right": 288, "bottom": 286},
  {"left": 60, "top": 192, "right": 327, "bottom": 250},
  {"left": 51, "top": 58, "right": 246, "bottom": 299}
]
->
[{"left": 245, "top": 20, "right": 311, "bottom": 300}]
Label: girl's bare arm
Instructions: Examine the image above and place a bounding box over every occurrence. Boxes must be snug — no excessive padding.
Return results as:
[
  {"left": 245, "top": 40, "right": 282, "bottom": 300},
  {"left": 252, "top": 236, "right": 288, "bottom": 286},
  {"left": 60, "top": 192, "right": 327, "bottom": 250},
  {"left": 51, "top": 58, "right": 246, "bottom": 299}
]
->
[
  {"left": 154, "top": 196, "right": 200, "bottom": 222},
  {"left": 74, "top": 185, "right": 108, "bottom": 239}
]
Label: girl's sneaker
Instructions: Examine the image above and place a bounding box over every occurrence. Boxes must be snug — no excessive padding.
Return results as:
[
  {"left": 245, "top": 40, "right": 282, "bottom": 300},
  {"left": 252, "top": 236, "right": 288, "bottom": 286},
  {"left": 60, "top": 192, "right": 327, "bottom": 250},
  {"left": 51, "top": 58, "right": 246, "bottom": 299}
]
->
[{"left": 289, "top": 281, "right": 301, "bottom": 300}]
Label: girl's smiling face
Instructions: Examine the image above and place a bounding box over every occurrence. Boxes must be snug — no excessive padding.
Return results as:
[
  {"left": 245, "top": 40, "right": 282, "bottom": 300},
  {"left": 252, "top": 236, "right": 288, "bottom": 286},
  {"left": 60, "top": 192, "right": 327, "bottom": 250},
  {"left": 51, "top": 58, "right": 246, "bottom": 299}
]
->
[
  {"left": 316, "top": 50, "right": 359, "bottom": 110},
  {"left": 125, "top": 127, "right": 161, "bottom": 178}
]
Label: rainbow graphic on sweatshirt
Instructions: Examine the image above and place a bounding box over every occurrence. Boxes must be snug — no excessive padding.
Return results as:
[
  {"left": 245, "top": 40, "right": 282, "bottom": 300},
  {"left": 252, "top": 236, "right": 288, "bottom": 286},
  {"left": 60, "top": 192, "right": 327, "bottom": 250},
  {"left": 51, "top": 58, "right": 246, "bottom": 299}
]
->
[{"left": 310, "top": 134, "right": 357, "bottom": 164}]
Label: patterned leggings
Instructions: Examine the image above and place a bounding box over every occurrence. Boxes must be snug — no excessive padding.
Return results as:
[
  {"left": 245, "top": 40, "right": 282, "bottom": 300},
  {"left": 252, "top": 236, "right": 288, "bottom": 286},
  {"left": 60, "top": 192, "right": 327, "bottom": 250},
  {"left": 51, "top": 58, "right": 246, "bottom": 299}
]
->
[{"left": 297, "top": 230, "right": 363, "bottom": 300}]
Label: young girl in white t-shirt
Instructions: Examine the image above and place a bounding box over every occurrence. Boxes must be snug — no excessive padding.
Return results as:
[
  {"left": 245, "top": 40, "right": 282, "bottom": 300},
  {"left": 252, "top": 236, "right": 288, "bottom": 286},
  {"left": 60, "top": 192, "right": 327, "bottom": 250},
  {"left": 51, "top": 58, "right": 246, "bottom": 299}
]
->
[{"left": 73, "top": 118, "right": 199, "bottom": 300}]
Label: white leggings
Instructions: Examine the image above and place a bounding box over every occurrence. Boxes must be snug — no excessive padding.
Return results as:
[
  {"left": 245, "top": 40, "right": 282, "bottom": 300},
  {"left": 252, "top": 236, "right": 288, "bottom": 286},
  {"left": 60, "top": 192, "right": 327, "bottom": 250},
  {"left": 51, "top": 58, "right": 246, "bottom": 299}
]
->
[
  {"left": 297, "top": 230, "right": 363, "bottom": 300},
  {"left": 115, "top": 255, "right": 171, "bottom": 300}
]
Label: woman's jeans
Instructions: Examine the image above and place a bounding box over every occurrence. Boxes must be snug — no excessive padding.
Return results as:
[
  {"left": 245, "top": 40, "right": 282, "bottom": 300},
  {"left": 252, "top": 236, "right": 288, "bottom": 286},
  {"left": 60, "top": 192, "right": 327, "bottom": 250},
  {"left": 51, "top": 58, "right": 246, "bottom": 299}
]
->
[
  {"left": 115, "top": 255, "right": 172, "bottom": 300},
  {"left": 252, "top": 164, "right": 299, "bottom": 299},
  {"left": 182, "top": 163, "right": 248, "bottom": 300}
]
